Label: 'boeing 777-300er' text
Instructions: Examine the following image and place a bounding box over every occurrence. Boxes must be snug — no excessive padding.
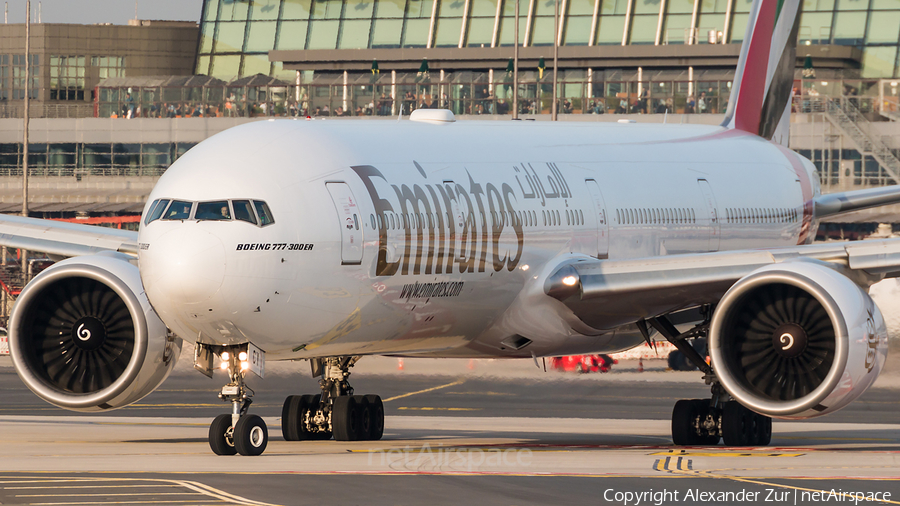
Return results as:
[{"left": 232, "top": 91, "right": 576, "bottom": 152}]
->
[{"left": 3, "top": 0, "right": 899, "bottom": 455}]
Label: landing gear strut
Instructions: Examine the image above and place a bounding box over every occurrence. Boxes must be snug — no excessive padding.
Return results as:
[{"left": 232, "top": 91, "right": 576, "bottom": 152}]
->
[
  {"left": 208, "top": 346, "right": 267, "bottom": 456},
  {"left": 281, "top": 356, "right": 385, "bottom": 442},
  {"left": 642, "top": 308, "right": 773, "bottom": 447}
]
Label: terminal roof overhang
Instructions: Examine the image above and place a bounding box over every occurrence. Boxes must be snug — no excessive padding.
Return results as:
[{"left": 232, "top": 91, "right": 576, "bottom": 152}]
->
[{"left": 271, "top": 44, "right": 860, "bottom": 72}]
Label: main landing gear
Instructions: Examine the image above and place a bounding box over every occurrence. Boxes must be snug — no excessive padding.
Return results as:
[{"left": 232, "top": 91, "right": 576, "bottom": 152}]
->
[
  {"left": 640, "top": 308, "right": 773, "bottom": 447},
  {"left": 208, "top": 347, "right": 268, "bottom": 456},
  {"left": 282, "top": 356, "right": 385, "bottom": 442}
]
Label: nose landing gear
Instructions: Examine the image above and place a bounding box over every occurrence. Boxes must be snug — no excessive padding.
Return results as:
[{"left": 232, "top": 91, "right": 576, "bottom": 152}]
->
[
  {"left": 281, "top": 356, "right": 385, "bottom": 442},
  {"left": 208, "top": 346, "right": 267, "bottom": 456}
]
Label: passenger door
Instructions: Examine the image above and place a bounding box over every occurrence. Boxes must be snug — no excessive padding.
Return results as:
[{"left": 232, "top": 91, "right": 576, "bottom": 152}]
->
[
  {"left": 697, "top": 179, "right": 720, "bottom": 252},
  {"left": 585, "top": 179, "right": 610, "bottom": 259},
  {"left": 326, "top": 182, "right": 363, "bottom": 265}
]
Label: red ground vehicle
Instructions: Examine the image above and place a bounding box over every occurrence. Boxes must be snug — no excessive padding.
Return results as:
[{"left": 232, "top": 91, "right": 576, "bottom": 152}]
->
[{"left": 550, "top": 354, "right": 617, "bottom": 373}]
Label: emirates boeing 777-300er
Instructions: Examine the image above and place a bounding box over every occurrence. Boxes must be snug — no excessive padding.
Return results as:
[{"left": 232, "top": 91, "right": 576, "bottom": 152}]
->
[{"left": 2, "top": 0, "right": 899, "bottom": 455}]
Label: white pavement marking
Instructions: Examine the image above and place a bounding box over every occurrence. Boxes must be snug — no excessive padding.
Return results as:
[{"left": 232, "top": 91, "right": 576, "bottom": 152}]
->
[
  {"left": 0, "top": 416, "right": 900, "bottom": 479},
  {"left": 0, "top": 477, "right": 280, "bottom": 506}
]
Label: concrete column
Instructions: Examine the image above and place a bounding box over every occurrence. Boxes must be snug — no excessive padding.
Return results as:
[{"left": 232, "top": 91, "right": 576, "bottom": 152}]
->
[
  {"left": 589, "top": 0, "right": 600, "bottom": 45},
  {"left": 391, "top": 70, "right": 397, "bottom": 115},
  {"left": 587, "top": 68, "right": 593, "bottom": 102},
  {"left": 491, "top": 0, "right": 503, "bottom": 47},
  {"left": 621, "top": 0, "right": 634, "bottom": 45},
  {"left": 689, "top": 0, "right": 700, "bottom": 44},
  {"left": 637, "top": 66, "right": 643, "bottom": 99},
  {"left": 343, "top": 70, "right": 348, "bottom": 112},
  {"left": 688, "top": 66, "right": 693, "bottom": 97},
  {"left": 440, "top": 69, "right": 445, "bottom": 107},
  {"left": 722, "top": 0, "right": 733, "bottom": 43},
  {"left": 655, "top": 0, "right": 667, "bottom": 45},
  {"left": 524, "top": 0, "right": 536, "bottom": 46}
]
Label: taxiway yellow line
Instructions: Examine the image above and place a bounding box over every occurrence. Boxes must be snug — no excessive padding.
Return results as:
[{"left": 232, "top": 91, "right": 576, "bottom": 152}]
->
[
  {"left": 382, "top": 379, "right": 465, "bottom": 402},
  {"left": 16, "top": 493, "right": 203, "bottom": 497},
  {"left": 25, "top": 501, "right": 223, "bottom": 505},
  {"left": 651, "top": 450, "right": 803, "bottom": 457},
  {"left": 655, "top": 451, "right": 900, "bottom": 504},
  {"left": 5, "top": 485, "right": 181, "bottom": 489},
  {"left": 721, "top": 476, "right": 900, "bottom": 505},
  {"left": 397, "top": 407, "right": 479, "bottom": 411}
]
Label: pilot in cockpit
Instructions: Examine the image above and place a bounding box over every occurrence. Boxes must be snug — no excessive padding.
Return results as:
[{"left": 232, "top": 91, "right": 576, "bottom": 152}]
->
[{"left": 195, "top": 201, "right": 231, "bottom": 221}]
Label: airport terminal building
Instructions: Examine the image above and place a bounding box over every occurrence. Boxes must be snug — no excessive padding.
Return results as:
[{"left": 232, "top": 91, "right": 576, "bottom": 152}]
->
[
  {"left": 0, "top": 0, "right": 897, "bottom": 225},
  {"left": 197, "top": 0, "right": 899, "bottom": 80}
]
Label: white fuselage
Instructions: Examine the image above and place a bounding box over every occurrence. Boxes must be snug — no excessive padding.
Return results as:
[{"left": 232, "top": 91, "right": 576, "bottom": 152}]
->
[{"left": 136, "top": 119, "right": 819, "bottom": 360}]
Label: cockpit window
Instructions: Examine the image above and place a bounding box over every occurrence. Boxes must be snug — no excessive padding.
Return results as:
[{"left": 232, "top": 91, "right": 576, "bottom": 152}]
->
[
  {"left": 145, "top": 198, "right": 271, "bottom": 227},
  {"left": 196, "top": 201, "right": 232, "bottom": 221},
  {"left": 253, "top": 201, "right": 274, "bottom": 226},
  {"left": 232, "top": 200, "right": 257, "bottom": 225},
  {"left": 163, "top": 200, "right": 193, "bottom": 220},
  {"left": 144, "top": 199, "right": 169, "bottom": 225}
]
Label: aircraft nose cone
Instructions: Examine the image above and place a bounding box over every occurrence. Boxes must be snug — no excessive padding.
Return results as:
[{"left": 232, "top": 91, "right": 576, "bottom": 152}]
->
[{"left": 144, "top": 227, "right": 226, "bottom": 305}]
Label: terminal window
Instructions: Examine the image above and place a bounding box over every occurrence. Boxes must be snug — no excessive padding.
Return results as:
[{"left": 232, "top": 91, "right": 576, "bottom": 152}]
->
[
  {"left": 50, "top": 56, "right": 86, "bottom": 101},
  {"left": 11, "top": 55, "right": 38, "bottom": 100},
  {"left": 0, "top": 56, "right": 8, "bottom": 101}
]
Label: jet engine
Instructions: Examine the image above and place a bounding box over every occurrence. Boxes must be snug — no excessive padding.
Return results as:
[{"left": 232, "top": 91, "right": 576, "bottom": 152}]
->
[
  {"left": 9, "top": 252, "right": 181, "bottom": 411},
  {"left": 709, "top": 260, "right": 887, "bottom": 419}
]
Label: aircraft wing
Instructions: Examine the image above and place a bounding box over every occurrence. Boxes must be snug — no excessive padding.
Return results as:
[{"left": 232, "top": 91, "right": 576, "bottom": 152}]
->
[
  {"left": 0, "top": 214, "right": 139, "bottom": 258},
  {"left": 544, "top": 239, "right": 900, "bottom": 331}
]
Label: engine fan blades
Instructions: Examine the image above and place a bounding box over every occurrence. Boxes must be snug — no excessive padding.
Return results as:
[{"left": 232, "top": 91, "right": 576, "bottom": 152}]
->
[
  {"left": 23, "top": 278, "right": 135, "bottom": 394},
  {"left": 727, "top": 283, "right": 835, "bottom": 402}
]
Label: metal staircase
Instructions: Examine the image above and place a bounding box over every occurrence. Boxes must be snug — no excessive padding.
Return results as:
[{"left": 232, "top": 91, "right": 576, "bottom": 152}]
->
[
  {"left": 881, "top": 109, "right": 900, "bottom": 122},
  {"left": 825, "top": 98, "right": 900, "bottom": 184}
]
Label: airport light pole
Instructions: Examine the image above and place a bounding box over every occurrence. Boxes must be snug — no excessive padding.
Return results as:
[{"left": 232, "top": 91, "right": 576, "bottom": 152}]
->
[
  {"left": 513, "top": 0, "right": 518, "bottom": 119},
  {"left": 22, "top": 0, "right": 29, "bottom": 218},
  {"left": 551, "top": 0, "right": 558, "bottom": 121},
  {"left": 21, "top": 0, "right": 29, "bottom": 281}
]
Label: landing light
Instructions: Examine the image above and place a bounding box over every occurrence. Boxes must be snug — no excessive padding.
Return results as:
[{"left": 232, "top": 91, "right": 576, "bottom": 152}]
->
[
  {"left": 521, "top": 265, "right": 530, "bottom": 271},
  {"left": 220, "top": 362, "right": 229, "bottom": 370},
  {"left": 239, "top": 351, "right": 248, "bottom": 361},
  {"left": 562, "top": 275, "right": 578, "bottom": 286},
  {"left": 221, "top": 352, "right": 230, "bottom": 360},
  {"left": 241, "top": 361, "right": 250, "bottom": 371}
]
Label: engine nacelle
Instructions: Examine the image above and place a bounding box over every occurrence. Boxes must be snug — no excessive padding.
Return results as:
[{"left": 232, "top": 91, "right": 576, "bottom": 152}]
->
[
  {"left": 709, "top": 260, "right": 887, "bottom": 419},
  {"left": 9, "top": 252, "right": 182, "bottom": 411}
]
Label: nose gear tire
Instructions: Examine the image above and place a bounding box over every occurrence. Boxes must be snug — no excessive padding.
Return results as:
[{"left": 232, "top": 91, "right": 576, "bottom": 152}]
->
[
  {"left": 209, "top": 414, "right": 237, "bottom": 456},
  {"left": 234, "top": 414, "right": 268, "bottom": 456}
]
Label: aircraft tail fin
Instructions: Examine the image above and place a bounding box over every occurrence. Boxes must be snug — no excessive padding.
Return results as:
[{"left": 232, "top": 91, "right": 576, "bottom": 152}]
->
[{"left": 722, "top": 0, "right": 801, "bottom": 146}]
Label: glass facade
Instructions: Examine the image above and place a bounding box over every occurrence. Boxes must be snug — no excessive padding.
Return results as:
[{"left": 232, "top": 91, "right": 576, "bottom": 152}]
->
[
  {"left": 11, "top": 55, "right": 39, "bottom": 100},
  {"left": 95, "top": 69, "right": 899, "bottom": 120},
  {"left": 0, "top": 142, "right": 197, "bottom": 177},
  {"left": 199, "top": 0, "right": 900, "bottom": 79}
]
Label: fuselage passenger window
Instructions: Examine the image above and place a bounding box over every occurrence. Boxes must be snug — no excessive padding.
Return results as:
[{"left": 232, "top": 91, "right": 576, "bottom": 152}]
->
[{"left": 163, "top": 200, "right": 193, "bottom": 220}]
